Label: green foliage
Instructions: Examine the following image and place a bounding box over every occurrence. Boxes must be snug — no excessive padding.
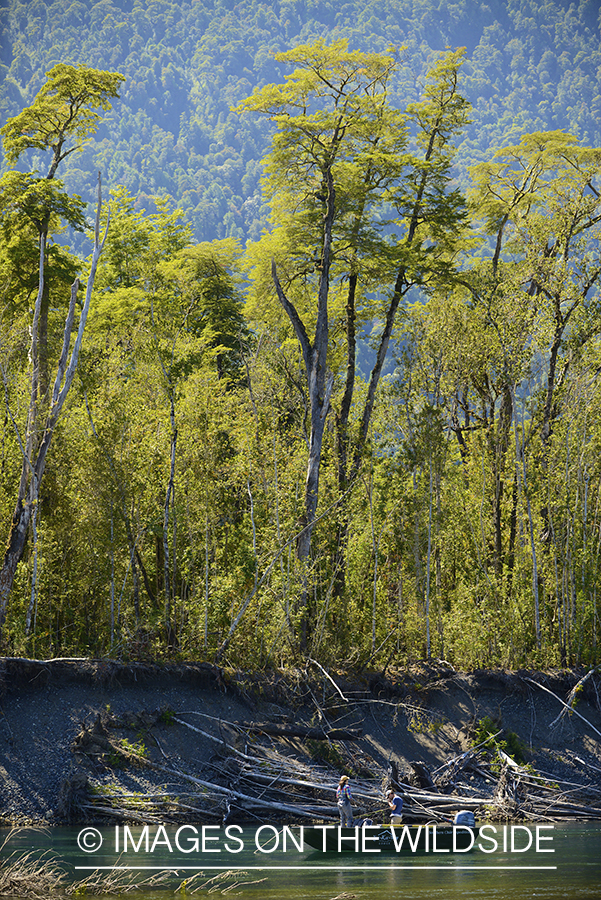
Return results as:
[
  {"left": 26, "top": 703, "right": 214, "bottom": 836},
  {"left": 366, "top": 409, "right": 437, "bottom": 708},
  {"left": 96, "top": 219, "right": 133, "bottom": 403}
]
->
[
  {"left": 0, "top": 171, "right": 86, "bottom": 233},
  {"left": 2, "top": 1, "right": 601, "bottom": 246},
  {"left": 91, "top": 189, "right": 248, "bottom": 384},
  {"left": 306, "top": 738, "right": 346, "bottom": 770},
  {"left": 108, "top": 737, "right": 148, "bottom": 767},
  {"left": 472, "top": 715, "right": 527, "bottom": 765},
  {"left": 472, "top": 715, "right": 502, "bottom": 750},
  {"left": 0, "top": 20, "right": 600, "bottom": 670},
  {"left": 407, "top": 709, "right": 446, "bottom": 735},
  {"left": 1, "top": 63, "right": 125, "bottom": 175},
  {"left": 158, "top": 707, "right": 176, "bottom": 725}
]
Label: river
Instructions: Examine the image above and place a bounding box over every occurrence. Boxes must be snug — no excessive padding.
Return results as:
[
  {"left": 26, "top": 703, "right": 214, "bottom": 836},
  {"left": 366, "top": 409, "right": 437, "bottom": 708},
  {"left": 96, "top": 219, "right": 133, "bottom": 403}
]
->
[{"left": 1, "top": 822, "right": 599, "bottom": 899}]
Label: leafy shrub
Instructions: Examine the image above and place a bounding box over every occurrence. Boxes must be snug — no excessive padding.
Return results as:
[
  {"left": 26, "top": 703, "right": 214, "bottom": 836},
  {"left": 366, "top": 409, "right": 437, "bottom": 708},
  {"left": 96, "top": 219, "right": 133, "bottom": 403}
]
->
[{"left": 472, "top": 715, "right": 527, "bottom": 765}]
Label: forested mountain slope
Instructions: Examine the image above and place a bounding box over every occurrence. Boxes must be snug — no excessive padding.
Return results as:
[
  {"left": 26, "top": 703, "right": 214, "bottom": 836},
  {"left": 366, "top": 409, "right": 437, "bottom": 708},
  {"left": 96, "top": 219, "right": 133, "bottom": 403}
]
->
[
  {"left": 1, "top": 0, "right": 600, "bottom": 242},
  {"left": 0, "top": 2, "right": 600, "bottom": 671}
]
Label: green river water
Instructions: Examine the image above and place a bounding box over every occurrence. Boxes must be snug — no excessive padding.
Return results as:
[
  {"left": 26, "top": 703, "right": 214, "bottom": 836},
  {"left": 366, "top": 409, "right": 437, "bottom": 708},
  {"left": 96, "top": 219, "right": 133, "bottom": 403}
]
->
[{"left": 2, "top": 822, "right": 599, "bottom": 899}]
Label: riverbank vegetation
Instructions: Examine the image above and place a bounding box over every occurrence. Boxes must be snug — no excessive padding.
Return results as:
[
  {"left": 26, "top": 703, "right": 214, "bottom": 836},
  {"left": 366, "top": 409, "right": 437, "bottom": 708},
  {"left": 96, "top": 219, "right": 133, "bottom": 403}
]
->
[
  {"left": 0, "top": 836, "right": 240, "bottom": 896},
  {"left": 2, "top": 659, "right": 600, "bottom": 827},
  {"left": 1, "top": 21, "right": 601, "bottom": 671},
  {"left": 0, "top": 847, "right": 166, "bottom": 897}
]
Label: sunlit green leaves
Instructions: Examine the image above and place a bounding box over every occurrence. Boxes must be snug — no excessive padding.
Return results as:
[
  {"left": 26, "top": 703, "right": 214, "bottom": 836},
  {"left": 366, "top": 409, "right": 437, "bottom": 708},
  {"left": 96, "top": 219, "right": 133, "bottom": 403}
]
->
[
  {"left": 0, "top": 168, "right": 84, "bottom": 223},
  {"left": 1, "top": 63, "right": 125, "bottom": 174}
]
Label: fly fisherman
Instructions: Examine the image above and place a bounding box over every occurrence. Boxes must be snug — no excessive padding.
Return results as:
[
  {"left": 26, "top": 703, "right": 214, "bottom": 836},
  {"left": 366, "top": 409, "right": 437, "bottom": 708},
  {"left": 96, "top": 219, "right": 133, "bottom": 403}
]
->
[{"left": 336, "top": 775, "right": 354, "bottom": 827}]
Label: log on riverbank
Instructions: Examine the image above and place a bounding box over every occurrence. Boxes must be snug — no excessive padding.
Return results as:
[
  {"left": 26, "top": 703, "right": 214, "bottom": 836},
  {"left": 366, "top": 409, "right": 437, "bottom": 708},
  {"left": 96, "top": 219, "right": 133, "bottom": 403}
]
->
[
  {"left": 67, "top": 709, "right": 601, "bottom": 826},
  {"left": 3, "top": 658, "right": 600, "bottom": 826}
]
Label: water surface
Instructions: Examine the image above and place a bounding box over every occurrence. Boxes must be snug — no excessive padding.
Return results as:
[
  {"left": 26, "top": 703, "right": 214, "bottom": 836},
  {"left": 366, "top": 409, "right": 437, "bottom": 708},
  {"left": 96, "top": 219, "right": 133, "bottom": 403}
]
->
[{"left": 2, "top": 822, "right": 599, "bottom": 898}]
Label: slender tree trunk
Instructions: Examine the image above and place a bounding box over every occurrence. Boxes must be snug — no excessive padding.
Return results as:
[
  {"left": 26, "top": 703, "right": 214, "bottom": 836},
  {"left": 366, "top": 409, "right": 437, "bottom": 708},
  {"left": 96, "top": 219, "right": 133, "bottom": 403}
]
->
[
  {"left": 330, "top": 271, "right": 359, "bottom": 606},
  {"left": 85, "top": 395, "right": 156, "bottom": 612},
  {"left": 0, "top": 175, "right": 107, "bottom": 633},
  {"left": 109, "top": 501, "right": 115, "bottom": 648},
  {"left": 25, "top": 488, "right": 40, "bottom": 635},
  {"left": 272, "top": 170, "right": 336, "bottom": 650},
  {"left": 163, "top": 406, "right": 177, "bottom": 644},
  {"left": 540, "top": 295, "right": 575, "bottom": 447},
  {"left": 412, "top": 470, "right": 423, "bottom": 607},
  {"left": 425, "top": 459, "right": 433, "bottom": 659},
  {"left": 505, "top": 473, "right": 519, "bottom": 597},
  {"left": 204, "top": 514, "right": 210, "bottom": 651},
  {"left": 39, "top": 279, "right": 51, "bottom": 401},
  {"left": 132, "top": 552, "right": 140, "bottom": 625},
  {"left": 435, "top": 467, "right": 443, "bottom": 656},
  {"left": 512, "top": 386, "right": 541, "bottom": 649}
]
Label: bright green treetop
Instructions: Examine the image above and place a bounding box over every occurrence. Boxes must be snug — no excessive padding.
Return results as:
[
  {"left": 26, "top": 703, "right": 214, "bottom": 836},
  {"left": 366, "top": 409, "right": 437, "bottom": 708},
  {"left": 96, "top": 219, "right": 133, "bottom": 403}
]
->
[{"left": 1, "top": 63, "right": 125, "bottom": 178}]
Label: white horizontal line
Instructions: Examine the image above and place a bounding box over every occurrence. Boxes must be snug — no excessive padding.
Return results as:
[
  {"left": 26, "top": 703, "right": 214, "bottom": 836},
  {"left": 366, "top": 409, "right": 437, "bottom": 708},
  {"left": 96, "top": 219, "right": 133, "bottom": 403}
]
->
[{"left": 74, "top": 865, "right": 558, "bottom": 872}]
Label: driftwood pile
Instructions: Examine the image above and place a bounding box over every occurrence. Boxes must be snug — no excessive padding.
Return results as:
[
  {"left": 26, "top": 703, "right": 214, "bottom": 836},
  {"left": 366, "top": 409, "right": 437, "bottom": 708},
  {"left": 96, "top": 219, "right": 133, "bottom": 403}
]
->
[
  {"left": 63, "top": 691, "right": 601, "bottom": 826},
  {"left": 65, "top": 711, "right": 376, "bottom": 825},
  {"left": 412, "top": 748, "right": 601, "bottom": 821}
]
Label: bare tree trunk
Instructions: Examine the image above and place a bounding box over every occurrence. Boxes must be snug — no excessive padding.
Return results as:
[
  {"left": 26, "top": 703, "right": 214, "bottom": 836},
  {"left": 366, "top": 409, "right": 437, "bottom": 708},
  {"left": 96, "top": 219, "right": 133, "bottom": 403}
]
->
[
  {"left": 413, "top": 470, "right": 423, "bottom": 605},
  {"left": 512, "top": 386, "right": 541, "bottom": 649},
  {"left": 109, "top": 502, "right": 116, "bottom": 648},
  {"left": 163, "top": 397, "right": 177, "bottom": 644},
  {"left": 0, "top": 175, "right": 109, "bottom": 632},
  {"left": 25, "top": 488, "right": 40, "bottom": 635},
  {"left": 272, "top": 170, "right": 335, "bottom": 649},
  {"left": 84, "top": 396, "right": 156, "bottom": 613},
  {"left": 0, "top": 497, "right": 33, "bottom": 624},
  {"left": 425, "top": 459, "right": 433, "bottom": 659}
]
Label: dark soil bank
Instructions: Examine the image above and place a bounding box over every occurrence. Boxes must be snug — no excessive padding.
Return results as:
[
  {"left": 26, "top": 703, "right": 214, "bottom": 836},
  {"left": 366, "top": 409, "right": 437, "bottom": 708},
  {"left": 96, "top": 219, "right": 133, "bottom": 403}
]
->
[{"left": 0, "top": 658, "right": 600, "bottom": 825}]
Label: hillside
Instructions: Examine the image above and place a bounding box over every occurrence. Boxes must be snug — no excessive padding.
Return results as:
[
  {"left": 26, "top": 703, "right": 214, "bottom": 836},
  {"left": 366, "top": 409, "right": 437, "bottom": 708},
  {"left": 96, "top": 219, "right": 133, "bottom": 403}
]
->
[
  {"left": 1, "top": 0, "right": 600, "bottom": 242},
  {"left": 1, "top": 3, "right": 601, "bottom": 671}
]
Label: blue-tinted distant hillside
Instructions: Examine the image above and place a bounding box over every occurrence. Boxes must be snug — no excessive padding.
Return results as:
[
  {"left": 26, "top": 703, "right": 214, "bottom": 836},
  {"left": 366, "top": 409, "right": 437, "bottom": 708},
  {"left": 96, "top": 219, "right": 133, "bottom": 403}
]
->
[{"left": 1, "top": 0, "right": 600, "bottom": 242}]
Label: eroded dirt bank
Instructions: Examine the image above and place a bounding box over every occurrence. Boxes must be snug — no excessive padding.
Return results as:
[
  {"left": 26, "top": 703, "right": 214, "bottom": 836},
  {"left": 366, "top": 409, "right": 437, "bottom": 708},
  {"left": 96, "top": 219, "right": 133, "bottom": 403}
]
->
[{"left": 0, "top": 658, "right": 600, "bottom": 825}]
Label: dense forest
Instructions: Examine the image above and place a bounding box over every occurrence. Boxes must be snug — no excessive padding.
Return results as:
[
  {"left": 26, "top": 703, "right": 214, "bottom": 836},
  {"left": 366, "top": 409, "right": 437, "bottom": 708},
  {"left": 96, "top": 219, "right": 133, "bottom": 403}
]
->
[
  {"left": 1, "top": 0, "right": 601, "bottom": 243},
  {"left": 0, "top": 1, "right": 600, "bottom": 670}
]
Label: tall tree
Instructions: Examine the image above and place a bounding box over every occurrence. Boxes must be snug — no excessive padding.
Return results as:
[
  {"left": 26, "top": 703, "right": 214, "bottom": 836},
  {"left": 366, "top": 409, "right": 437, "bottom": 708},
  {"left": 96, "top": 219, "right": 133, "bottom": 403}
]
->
[
  {"left": 241, "top": 41, "right": 404, "bottom": 558},
  {"left": 469, "top": 132, "right": 601, "bottom": 447},
  {"left": 467, "top": 131, "right": 601, "bottom": 649},
  {"left": 240, "top": 42, "right": 469, "bottom": 649},
  {"left": 407, "top": 131, "right": 601, "bottom": 657},
  {"left": 334, "top": 48, "right": 469, "bottom": 609},
  {"left": 86, "top": 190, "right": 248, "bottom": 645},
  {"left": 0, "top": 64, "right": 124, "bottom": 631},
  {"left": 1, "top": 64, "right": 125, "bottom": 395},
  {"left": 239, "top": 40, "right": 407, "bottom": 644}
]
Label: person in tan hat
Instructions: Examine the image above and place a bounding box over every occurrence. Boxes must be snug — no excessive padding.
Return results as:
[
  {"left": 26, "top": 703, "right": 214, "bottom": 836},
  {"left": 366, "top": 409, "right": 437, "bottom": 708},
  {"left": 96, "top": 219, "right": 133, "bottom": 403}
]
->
[{"left": 336, "top": 774, "right": 354, "bottom": 827}]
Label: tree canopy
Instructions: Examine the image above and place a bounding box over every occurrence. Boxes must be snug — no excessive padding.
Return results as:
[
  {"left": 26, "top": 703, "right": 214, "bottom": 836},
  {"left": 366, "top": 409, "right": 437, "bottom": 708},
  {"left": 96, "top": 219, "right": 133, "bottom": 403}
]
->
[
  {"left": 1, "top": 0, "right": 600, "bottom": 244},
  {"left": 0, "top": 30, "right": 600, "bottom": 670}
]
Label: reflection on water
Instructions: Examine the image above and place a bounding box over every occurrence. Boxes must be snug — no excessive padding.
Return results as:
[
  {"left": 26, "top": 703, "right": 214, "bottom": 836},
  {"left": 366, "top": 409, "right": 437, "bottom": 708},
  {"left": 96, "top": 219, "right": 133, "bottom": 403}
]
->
[{"left": 1, "top": 822, "right": 599, "bottom": 899}]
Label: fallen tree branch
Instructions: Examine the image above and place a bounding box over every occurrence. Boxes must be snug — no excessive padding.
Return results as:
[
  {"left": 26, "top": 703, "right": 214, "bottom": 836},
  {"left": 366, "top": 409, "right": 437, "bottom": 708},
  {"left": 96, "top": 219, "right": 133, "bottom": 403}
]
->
[
  {"left": 548, "top": 667, "right": 601, "bottom": 728},
  {"left": 81, "top": 804, "right": 162, "bottom": 824},
  {"left": 241, "top": 722, "right": 362, "bottom": 740},
  {"left": 523, "top": 677, "right": 601, "bottom": 740},
  {"left": 77, "top": 727, "right": 339, "bottom": 822},
  {"left": 306, "top": 658, "right": 348, "bottom": 701},
  {"left": 171, "top": 717, "right": 259, "bottom": 762}
]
